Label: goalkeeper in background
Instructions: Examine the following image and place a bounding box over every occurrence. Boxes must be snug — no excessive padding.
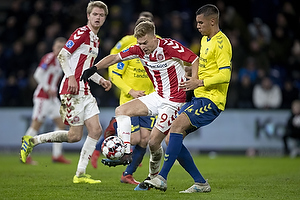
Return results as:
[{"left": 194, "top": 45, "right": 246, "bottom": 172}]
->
[{"left": 91, "top": 12, "right": 160, "bottom": 186}]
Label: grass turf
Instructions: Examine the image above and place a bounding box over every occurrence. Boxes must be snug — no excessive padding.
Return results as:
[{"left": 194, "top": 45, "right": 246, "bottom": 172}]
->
[{"left": 0, "top": 152, "right": 299, "bottom": 200}]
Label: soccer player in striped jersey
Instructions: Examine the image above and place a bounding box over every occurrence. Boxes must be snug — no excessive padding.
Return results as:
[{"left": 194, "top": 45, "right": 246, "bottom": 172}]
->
[
  {"left": 20, "top": 1, "right": 111, "bottom": 184},
  {"left": 144, "top": 4, "right": 232, "bottom": 193},
  {"left": 91, "top": 15, "right": 159, "bottom": 186},
  {"left": 81, "top": 20, "right": 199, "bottom": 187}
]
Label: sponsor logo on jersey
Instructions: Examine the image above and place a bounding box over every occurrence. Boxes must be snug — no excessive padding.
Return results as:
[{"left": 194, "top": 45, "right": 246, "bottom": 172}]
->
[
  {"left": 66, "top": 40, "right": 74, "bottom": 48},
  {"left": 146, "top": 62, "right": 167, "bottom": 69}
]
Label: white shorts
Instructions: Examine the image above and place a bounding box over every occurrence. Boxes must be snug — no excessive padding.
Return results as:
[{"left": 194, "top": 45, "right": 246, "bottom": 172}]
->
[
  {"left": 138, "top": 92, "right": 184, "bottom": 134},
  {"left": 60, "top": 93, "right": 99, "bottom": 126},
  {"left": 32, "top": 97, "right": 61, "bottom": 122}
]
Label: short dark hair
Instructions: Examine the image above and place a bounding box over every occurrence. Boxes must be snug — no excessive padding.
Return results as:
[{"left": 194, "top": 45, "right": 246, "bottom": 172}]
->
[
  {"left": 139, "top": 11, "right": 154, "bottom": 21},
  {"left": 135, "top": 17, "right": 153, "bottom": 26},
  {"left": 196, "top": 4, "right": 219, "bottom": 17}
]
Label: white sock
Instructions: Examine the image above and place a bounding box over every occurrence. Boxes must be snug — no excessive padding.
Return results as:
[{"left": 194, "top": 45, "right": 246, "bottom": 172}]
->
[
  {"left": 25, "top": 127, "right": 38, "bottom": 137},
  {"left": 149, "top": 146, "right": 163, "bottom": 178},
  {"left": 33, "top": 130, "right": 68, "bottom": 145},
  {"left": 116, "top": 115, "right": 131, "bottom": 154},
  {"left": 76, "top": 136, "right": 97, "bottom": 177},
  {"left": 52, "top": 143, "right": 62, "bottom": 158},
  {"left": 52, "top": 127, "right": 64, "bottom": 158}
]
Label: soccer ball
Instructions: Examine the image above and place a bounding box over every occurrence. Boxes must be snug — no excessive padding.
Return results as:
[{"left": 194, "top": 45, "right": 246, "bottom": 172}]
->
[{"left": 101, "top": 136, "right": 125, "bottom": 160}]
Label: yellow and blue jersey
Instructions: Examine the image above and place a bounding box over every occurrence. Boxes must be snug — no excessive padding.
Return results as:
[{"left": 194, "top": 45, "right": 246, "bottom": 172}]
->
[{"left": 194, "top": 31, "right": 232, "bottom": 111}]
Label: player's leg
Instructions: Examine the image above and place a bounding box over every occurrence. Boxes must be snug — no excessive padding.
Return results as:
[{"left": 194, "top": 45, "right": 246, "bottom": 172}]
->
[
  {"left": 73, "top": 93, "right": 103, "bottom": 184},
  {"left": 73, "top": 114, "right": 102, "bottom": 184},
  {"left": 121, "top": 116, "right": 141, "bottom": 184},
  {"left": 146, "top": 98, "right": 220, "bottom": 192},
  {"left": 104, "top": 99, "right": 148, "bottom": 166},
  {"left": 52, "top": 117, "right": 71, "bottom": 164},
  {"left": 20, "top": 126, "right": 71, "bottom": 163},
  {"left": 144, "top": 113, "right": 190, "bottom": 191},
  {"left": 134, "top": 127, "right": 164, "bottom": 190}
]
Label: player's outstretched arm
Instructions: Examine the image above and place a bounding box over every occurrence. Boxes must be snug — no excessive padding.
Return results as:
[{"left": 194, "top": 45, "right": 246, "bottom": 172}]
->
[{"left": 81, "top": 54, "right": 121, "bottom": 82}]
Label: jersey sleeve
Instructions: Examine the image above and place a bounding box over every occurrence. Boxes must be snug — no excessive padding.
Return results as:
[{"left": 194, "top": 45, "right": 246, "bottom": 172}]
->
[
  {"left": 203, "top": 36, "right": 232, "bottom": 86},
  {"left": 166, "top": 39, "right": 198, "bottom": 64},
  {"left": 118, "top": 45, "right": 140, "bottom": 61}
]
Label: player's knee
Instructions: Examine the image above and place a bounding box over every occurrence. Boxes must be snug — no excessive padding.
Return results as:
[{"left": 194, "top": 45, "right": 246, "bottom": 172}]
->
[
  {"left": 90, "top": 127, "right": 102, "bottom": 138},
  {"left": 148, "top": 139, "right": 159, "bottom": 151},
  {"left": 115, "top": 105, "right": 125, "bottom": 116},
  {"left": 68, "top": 132, "right": 82, "bottom": 143},
  {"left": 139, "top": 136, "right": 149, "bottom": 148}
]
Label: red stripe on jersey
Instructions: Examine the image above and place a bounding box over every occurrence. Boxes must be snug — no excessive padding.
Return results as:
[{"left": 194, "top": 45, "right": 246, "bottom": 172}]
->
[
  {"left": 74, "top": 54, "right": 87, "bottom": 94},
  {"left": 153, "top": 70, "right": 163, "bottom": 97},
  {"left": 48, "top": 73, "right": 53, "bottom": 85},
  {"left": 89, "top": 55, "right": 94, "bottom": 68},
  {"left": 60, "top": 78, "right": 69, "bottom": 94},
  {"left": 167, "top": 66, "right": 185, "bottom": 102},
  {"left": 168, "top": 65, "right": 178, "bottom": 99}
]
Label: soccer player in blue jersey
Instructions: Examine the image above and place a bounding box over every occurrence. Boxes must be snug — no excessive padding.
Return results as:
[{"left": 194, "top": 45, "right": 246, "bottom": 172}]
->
[{"left": 144, "top": 4, "right": 232, "bottom": 193}]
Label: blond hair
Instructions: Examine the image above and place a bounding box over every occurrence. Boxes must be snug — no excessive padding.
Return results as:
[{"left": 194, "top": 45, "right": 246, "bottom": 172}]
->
[
  {"left": 134, "top": 21, "right": 155, "bottom": 39},
  {"left": 87, "top": 1, "right": 108, "bottom": 15}
]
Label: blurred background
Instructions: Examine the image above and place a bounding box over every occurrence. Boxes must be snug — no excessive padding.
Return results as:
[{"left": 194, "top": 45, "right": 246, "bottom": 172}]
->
[{"left": 0, "top": 0, "right": 299, "bottom": 157}]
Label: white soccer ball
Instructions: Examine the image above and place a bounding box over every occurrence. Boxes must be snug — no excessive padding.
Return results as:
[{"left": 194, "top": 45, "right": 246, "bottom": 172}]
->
[{"left": 101, "top": 136, "right": 125, "bottom": 160}]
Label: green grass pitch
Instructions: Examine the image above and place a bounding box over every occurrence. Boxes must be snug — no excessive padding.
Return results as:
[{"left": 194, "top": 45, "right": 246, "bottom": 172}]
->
[{"left": 0, "top": 152, "right": 299, "bottom": 200}]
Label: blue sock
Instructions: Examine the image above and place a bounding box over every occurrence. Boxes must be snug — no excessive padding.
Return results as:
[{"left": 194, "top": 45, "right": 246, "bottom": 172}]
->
[
  {"left": 177, "top": 144, "right": 206, "bottom": 183},
  {"left": 95, "top": 136, "right": 104, "bottom": 151},
  {"left": 123, "top": 145, "right": 146, "bottom": 175},
  {"left": 159, "top": 133, "right": 183, "bottom": 180}
]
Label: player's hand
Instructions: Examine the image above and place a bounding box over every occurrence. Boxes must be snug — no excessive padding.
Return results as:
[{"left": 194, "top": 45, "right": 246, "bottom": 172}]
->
[
  {"left": 67, "top": 75, "right": 78, "bottom": 94},
  {"left": 128, "top": 89, "right": 146, "bottom": 98},
  {"left": 179, "top": 75, "right": 203, "bottom": 91},
  {"left": 100, "top": 79, "right": 112, "bottom": 91},
  {"left": 80, "top": 66, "right": 98, "bottom": 83}
]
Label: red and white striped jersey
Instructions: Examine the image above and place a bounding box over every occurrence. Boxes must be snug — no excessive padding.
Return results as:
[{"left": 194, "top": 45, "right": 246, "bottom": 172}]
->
[
  {"left": 59, "top": 25, "right": 99, "bottom": 95},
  {"left": 33, "top": 52, "right": 62, "bottom": 99},
  {"left": 119, "top": 38, "right": 198, "bottom": 103}
]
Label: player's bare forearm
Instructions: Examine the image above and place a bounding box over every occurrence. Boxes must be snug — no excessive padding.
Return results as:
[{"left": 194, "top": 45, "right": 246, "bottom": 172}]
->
[{"left": 94, "top": 54, "right": 121, "bottom": 70}]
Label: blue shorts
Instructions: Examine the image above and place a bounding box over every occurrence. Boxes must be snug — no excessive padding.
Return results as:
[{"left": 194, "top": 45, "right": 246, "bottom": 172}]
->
[
  {"left": 178, "top": 97, "right": 222, "bottom": 134},
  {"left": 130, "top": 116, "right": 157, "bottom": 133}
]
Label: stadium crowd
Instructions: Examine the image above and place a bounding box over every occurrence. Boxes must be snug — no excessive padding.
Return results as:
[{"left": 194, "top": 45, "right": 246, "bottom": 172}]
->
[{"left": 0, "top": 0, "right": 299, "bottom": 109}]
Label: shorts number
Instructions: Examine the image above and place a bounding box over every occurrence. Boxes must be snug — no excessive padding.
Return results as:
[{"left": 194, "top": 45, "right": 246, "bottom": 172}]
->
[{"left": 160, "top": 113, "right": 168, "bottom": 123}]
